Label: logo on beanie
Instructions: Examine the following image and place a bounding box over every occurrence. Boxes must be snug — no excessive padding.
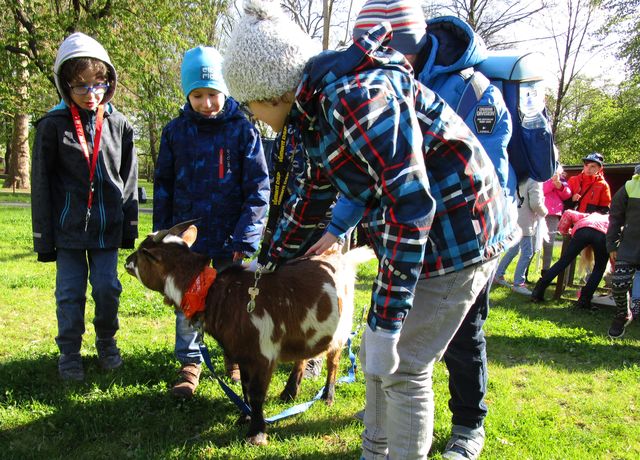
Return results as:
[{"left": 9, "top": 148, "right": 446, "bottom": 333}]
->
[{"left": 201, "top": 66, "right": 216, "bottom": 81}]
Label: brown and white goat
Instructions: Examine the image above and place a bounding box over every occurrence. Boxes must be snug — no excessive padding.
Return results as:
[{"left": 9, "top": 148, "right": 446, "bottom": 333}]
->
[{"left": 124, "top": 221, "right": 374, "bottom": 445}]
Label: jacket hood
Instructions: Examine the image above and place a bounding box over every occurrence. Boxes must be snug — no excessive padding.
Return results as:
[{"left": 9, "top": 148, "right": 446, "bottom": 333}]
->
[
  {"left": 180, "top": 96, "right": 244, "bottom": 125},
  {"left": 296, "top": 22, "right": 411, "bottom": 115},
  {"left": 53, "top": 32, "right": 117, "bottom": 106},
  {"left": 418, "top": 16, "right": 488, "bottom": 83}
]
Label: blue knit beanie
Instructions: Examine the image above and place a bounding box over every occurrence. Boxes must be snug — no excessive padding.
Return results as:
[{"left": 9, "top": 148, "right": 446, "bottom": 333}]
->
[
  {"left": 353, "top": 0, "right": 427, "bottom": 55},
  {"left": 181, "top": 46, "right": 228, "bottom": 98}
]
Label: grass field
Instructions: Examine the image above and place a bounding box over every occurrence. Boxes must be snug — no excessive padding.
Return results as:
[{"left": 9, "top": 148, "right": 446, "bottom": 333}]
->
[{"left": 1, "top": 199, "right": 639, "bottom": 459}]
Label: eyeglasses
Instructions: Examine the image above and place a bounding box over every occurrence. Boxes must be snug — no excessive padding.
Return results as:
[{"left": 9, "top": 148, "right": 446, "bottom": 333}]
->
[{"left": 68, "top": 83, "right": 110, "bottom": 96}]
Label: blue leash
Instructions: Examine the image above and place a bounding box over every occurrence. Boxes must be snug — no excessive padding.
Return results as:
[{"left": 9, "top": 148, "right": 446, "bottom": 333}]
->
[{"left": 198, "top": 332, "right": 358, "bottom": 424}]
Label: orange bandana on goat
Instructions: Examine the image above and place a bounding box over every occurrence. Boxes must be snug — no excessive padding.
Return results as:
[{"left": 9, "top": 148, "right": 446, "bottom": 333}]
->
[{"left": 181, "top": 267, "right": 217, "bottom": 319}]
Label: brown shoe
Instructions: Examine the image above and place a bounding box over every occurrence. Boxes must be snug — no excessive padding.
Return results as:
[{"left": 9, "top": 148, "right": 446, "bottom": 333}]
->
[{"left": 172, "top": 363, "right": 201, "bottom": 398}]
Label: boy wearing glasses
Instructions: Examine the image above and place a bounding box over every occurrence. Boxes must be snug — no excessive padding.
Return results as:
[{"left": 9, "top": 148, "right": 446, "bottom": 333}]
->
[{"left": 31, "top": 32, "right": 138, "bottom": 381}]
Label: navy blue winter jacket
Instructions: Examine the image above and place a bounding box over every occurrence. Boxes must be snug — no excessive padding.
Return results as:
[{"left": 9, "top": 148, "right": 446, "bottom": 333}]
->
[{"left": 153, "top": 98, "right": 270, "bottom": 259}]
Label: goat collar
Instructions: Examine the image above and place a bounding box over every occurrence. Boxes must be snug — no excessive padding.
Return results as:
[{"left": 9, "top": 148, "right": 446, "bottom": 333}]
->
[{"left": 181, "top": 266, "right": 217, "bottom": 319}]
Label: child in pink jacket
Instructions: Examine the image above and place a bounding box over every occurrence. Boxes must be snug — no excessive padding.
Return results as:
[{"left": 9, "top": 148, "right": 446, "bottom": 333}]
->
[
  {"left": 532, "top": 210, "right": 609, "bottom": 309},
  {"left": 541, "top": 166, "right": 572, "bottom": 274}
]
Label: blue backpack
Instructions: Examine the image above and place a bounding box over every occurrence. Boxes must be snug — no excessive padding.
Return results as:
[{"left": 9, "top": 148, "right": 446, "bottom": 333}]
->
[{"left": 460, "top": 52, "right": 557, "bottom": 183}]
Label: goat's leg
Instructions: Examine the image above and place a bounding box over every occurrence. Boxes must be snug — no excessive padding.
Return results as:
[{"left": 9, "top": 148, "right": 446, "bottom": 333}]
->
[
  {"left": 246, "top": 365, "right": 274, "bottom": 446},
  {"left": 236, "top": 365, "right": 251, "bottom": 425},
  {"left": 321, "top": 348, "right": 341, "bottom": 405},
  {"left": 279, "top": 359, "right": 306, "bottom": 402}
]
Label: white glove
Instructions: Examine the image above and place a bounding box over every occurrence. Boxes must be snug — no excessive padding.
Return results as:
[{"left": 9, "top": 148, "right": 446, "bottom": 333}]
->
[
  {"left": 243, "top": 258, "right": 259, "bottom": 271},
  {"left": 363, "top": 326, "right": 401, "bottom": 376}
]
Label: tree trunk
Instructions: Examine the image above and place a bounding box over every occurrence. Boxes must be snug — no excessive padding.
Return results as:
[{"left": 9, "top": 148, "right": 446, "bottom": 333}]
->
[
  {"left": 322, "top": 0, "right": 330, "bottom": 50},
  {"left": 4, "top": 113, "right": 30, "bottom": 190},
  {"left": 4, "top": 5, "right": 31, "bottom": 190},
  {"left": 3, "top": 136, "right": 11, "bottom": 175},
  {"left": 148, "top": 117, "right": 158, "bottom": 176}
]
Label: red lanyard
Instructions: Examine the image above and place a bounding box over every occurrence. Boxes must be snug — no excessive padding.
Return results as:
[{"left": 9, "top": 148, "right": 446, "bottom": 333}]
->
[{"left": 70, "top": 103, "right": 104, "bottom": 230}]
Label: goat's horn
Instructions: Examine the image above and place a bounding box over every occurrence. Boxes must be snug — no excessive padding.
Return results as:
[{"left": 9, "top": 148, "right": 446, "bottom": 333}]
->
[
  {"left": 167, "top": 219, "right": 201, "bottom": 236},
  {"left": 152, "top": 229, "right": 169, "bottom": 243}
]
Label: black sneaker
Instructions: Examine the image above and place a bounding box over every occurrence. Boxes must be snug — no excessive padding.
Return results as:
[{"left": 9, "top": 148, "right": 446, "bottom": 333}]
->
[
  {"left": 96, "top": 338, "right": 123, "bottom": 370},
  {"left": 530, "top": 281, "right": 545, "bottom": 303},
  {"left": 574, "top": 298, "right": 598, "bottom": 311},
  {"left": 608, "top": 313, "right": 632, "bottom": 339},
  {"left": 58, "top": 353, "right": 84, "bottom": 381}
]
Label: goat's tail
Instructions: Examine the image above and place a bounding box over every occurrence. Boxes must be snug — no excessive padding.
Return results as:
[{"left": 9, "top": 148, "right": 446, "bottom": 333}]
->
[{"left": 343, "top": 246, "right": 376, "bottom": 266}]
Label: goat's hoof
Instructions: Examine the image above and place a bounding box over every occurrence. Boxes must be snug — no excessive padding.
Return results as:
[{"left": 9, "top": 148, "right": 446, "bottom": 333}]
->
[
  {"left": 246, "top": 432, "right": 268, "bottom": 446},
  {"left": 321, "top": 391, "right": 335, "bottom": 406},
  {"left": 236, "top": 414, "right": 251, "bottom": 425},
  {"left": 279, "top": 390, "right": 295, "bottom": 402}
]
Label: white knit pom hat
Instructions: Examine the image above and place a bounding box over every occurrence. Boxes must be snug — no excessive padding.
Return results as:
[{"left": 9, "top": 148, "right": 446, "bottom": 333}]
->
[{"left": 222, "top": 0, "right": 321, "bottom": 103}]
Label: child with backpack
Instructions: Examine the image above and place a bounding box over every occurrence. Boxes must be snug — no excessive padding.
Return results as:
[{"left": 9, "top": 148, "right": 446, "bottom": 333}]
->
[
  {"left": 345, "top": 6, "right": 521, "bottom": 459},
  {"left": 31, "top": 32, "right": 138, "bottom": 381}
]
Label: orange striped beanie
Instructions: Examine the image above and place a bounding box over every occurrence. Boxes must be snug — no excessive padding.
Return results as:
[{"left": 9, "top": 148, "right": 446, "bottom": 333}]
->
[{"left": 353, "top": 0, "right": 427, "bottom": 55}]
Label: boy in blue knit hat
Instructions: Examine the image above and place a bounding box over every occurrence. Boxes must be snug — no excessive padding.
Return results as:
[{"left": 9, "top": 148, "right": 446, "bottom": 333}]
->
[{"left": 153, "top": 45, "right": 270, "bottom": 397}]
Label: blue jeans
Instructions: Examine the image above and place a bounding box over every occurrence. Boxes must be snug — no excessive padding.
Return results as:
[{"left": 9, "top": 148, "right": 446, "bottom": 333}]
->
[
  {"left": 633, "top": 270, "right": 640, "bottom": 301},
  {"left": 360, "top": 259, "right": 497, "bottom": 460},
  {"left": 536, "top": 228, "right": 608, "bottom": 302},
  {"left": 442, "top": 262, "right": 497, "bottom": 430},
  {"left": 55, "top": 248, "right": 121, "bottom": 354},
  {"left": 174, "top": 256, "right": 233, "bottom": 365},
  {"left": 496, "top": 235, "right": 534, "bottom": 285}
]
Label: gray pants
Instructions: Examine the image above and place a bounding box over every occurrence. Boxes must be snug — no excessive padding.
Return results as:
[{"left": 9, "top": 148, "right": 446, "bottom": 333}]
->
[
  {"left": 360, "top": 258, "right": 497, "bottom": 459},
  {"left": 542, "top": 215, "right": 560, "bottom": 271}
]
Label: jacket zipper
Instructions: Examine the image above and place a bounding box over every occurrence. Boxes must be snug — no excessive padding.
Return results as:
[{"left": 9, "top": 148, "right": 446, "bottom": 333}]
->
[{"left": 219, "top": 148, "right": 224, "bottom": 179}]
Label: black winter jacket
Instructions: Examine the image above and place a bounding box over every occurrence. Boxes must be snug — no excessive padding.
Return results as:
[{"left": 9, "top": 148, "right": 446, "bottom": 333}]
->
[{"left": 31, "top": 104, "right": 138, "bottom": 254}]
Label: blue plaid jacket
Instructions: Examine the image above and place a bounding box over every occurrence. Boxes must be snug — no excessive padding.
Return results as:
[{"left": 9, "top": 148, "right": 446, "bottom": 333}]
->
[{"left": 268, "top": 24, "right": 513, "bottom": 330}]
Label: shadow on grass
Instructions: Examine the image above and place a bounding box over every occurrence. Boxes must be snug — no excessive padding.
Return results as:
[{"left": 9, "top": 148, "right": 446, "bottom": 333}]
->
[
  {"left": 0, "top": 250, "right": 33, "bottom": 263},
  {"left": 488, "top": 288, "right": 640, "bottom": 371},
  {"left": 0, "top": 351, "right": 361, "bottom": 458}
]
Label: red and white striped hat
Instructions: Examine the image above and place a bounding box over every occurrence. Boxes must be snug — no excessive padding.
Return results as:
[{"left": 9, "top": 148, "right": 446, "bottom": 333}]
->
[{"left": 353, "top": 0, "right": 427, "bottom": 54}]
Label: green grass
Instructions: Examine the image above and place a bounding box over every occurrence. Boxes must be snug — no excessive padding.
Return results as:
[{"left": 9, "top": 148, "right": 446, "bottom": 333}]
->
[{"left": 1, "top": 203, "right": 639, "bottom": 459}]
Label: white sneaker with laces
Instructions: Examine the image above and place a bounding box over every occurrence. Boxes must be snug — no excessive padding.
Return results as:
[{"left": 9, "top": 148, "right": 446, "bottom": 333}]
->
[
  {"left": 493, "top": 276, "right": 510, "bottom": 288},
  {"left": 512, "top": 284, "right": 532, "bottom": 295}
]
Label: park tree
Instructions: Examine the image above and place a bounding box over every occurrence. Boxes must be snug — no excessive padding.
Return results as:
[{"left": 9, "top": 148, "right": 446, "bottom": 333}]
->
[
  {"left": 1, "top": 0, "right": 232, "bottom": 185},
  {"left": 542, "top": 0, "right": 606, "bottom": 140},
  {"left": 603, "top": 0, "right": 640, "bottom": 77},
  {"left": 426, "top": 0, "right": 549, "bottom": 49},
  {"left": 557, "top": 75, "right": 640, "bottom": 164}
]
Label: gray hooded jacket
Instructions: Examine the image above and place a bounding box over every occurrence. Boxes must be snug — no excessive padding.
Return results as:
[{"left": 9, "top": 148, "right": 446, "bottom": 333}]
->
[{"left": 31, "top": 32, "right": 138, "bottom": 254}]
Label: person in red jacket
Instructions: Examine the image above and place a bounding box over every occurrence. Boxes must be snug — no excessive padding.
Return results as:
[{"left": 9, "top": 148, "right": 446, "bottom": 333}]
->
[{"left": 567, "top": 152, "right": 611, "bottom": 213}]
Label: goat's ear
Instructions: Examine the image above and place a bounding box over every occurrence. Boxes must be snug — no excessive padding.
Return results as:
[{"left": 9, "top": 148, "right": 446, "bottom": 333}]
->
[
  {"left": 141, "top": 248, "right": 161, "bottom": 263},
  {"left": 181, "top": 225, "right": 198, "bottom": 247}
]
